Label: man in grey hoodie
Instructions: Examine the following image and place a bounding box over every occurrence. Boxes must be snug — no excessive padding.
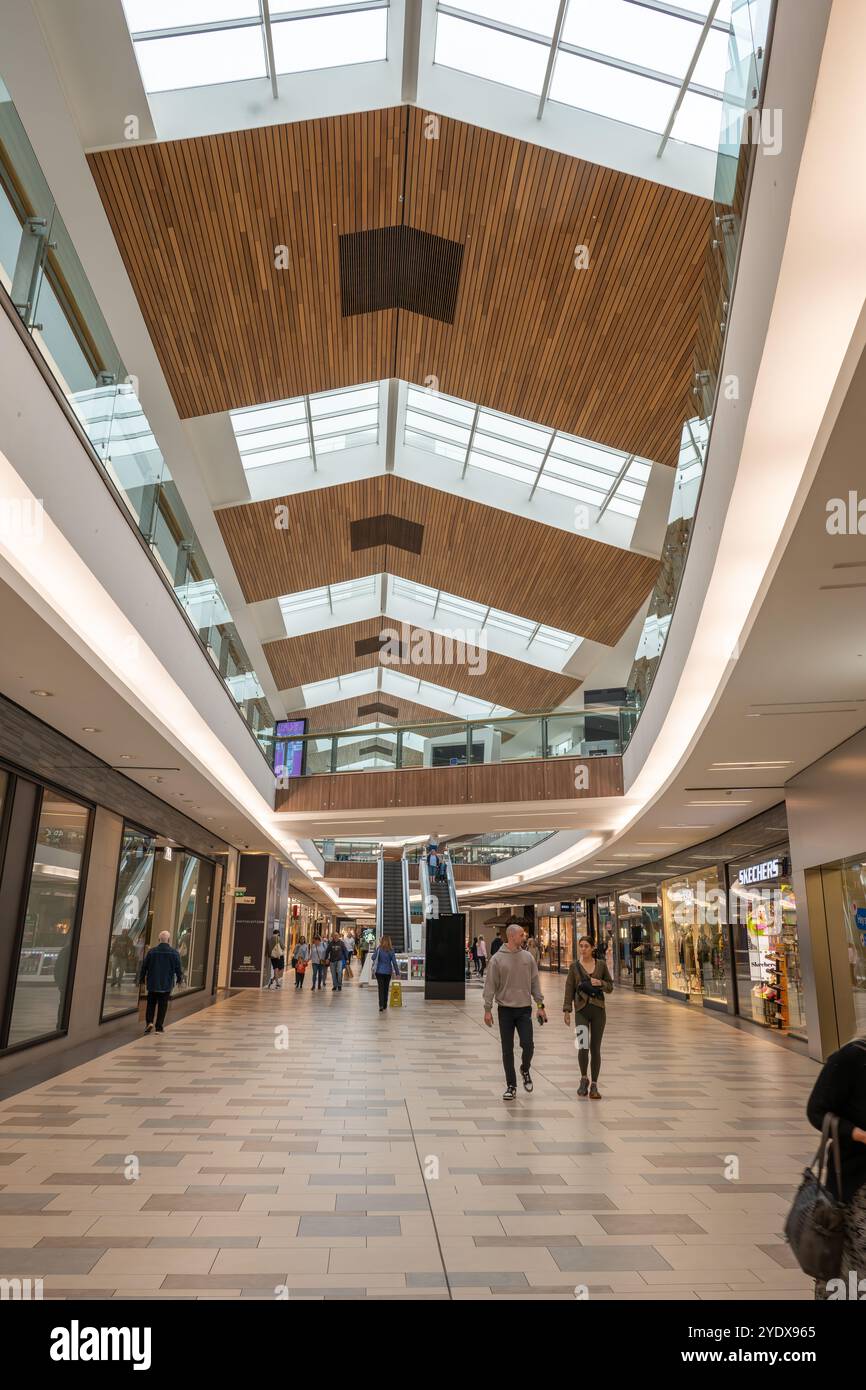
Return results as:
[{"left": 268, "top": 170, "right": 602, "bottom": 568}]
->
[{"left": 483, "top": 922, "right": 546, "bottom": 1101}]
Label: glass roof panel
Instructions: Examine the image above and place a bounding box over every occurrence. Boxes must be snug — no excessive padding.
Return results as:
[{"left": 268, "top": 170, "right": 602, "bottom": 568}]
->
[
  {"left": 131, "top": 26, "right": 267, "bottom": 92},
  {"left": 434, "top": 14, "right": 548, "bottom": 96},
  {"left": 405, "top": 409, "right": 471, "bottom": 448},
  {"left": 445, "top": 1, "right": 561, "bottom": 36},
  {"left": 271, "top": 9, "right": 388, "bottom": 74},
  {"left": 561, "top": 0, "right": 727, "bottom": 88},
  {"left": 467, "top": 452, "right": 536, "bottom": 486},
  {"left": 435, "top": 0, "right": 735, "bottom": 153},
  {"left": 123, "top": 0, "right": 260, "bottom": 32},
  {"left": 550, "top": 48, "right": 677, "bottom": 135},
  {"left": 406, "top": 386, "right": 475, "bottom": 426}
]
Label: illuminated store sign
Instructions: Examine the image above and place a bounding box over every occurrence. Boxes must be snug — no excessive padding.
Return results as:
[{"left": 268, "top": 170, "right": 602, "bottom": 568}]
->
[{"left": 737, "top": 857, "right": 783, "bottom": 886}]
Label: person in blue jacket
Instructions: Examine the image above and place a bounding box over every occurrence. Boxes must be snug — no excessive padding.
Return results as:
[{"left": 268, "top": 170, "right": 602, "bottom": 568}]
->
[
  {"left": 138, "top": 931, "right": 184, "bottom": 1034},
  {"left": 373, "top": 935, "right": 401, "bottom": 1013}
]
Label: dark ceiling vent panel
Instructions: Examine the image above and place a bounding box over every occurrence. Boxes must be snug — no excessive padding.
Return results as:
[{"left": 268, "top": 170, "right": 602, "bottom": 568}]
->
[
  {"left": 357, "top": 701, "right": 399, "bottom": 718},
  {"left": 350, "top": 513, "right": 424, "bottom": 555},
  {"left": 339, "top": 226, "right": 465, "bottom": 323}
]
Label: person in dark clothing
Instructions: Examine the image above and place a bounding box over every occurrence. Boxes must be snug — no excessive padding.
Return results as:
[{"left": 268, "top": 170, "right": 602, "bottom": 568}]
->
[
  {"left": 326, "top": 934, "right": 347, "bottom": 991},
  {"left": 138, "top": 931, "right": 183, "bottom": 1034},
  {"left": 489, "top": 929, "right": 505, "bottom": 959},
  {"left": 563, "top": 936, "right": 614, "bottom": 1099},
  {"left": 807, "top": 1037, "right": 866, "bottom": 1297}
]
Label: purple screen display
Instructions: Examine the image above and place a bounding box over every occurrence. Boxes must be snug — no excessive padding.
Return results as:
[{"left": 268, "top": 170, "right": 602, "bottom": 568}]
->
[{"left": 274, "top": 719, "right": 306, "bottom": 778}]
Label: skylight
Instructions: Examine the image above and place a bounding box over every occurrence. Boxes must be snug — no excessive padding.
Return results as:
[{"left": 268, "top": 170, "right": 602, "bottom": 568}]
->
[
  {"left": 434, "top": 0, "right": 736, "bottom": 153},
  {"left": 296, "top": 667, "right": 515, "bottom": 721},
  {"left": 404, "top": 385, "right": 653, "bottom": 518},
  {"left": 274, "top": 573, "right": 582, "bottom": 673},
  {"left": 122, "top": 0, "right": 389, "bottom": 95},
  {"left": 231, "top": 383, "right": 380, "bottom": 473}
]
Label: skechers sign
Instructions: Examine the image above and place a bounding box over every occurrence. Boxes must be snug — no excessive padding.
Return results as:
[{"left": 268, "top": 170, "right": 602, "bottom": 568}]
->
[
  {"left": 50, "top": 1321, "right": 151, "bottom": 1370},
  {"left": 737, "top": 858, "right": 782, "bottom": 886}
]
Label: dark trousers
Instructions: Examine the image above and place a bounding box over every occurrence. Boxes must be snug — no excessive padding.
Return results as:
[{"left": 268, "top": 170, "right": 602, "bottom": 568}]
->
[
  {"left": 574, "top": 1004, "right": 606, "bottom": 1082},
  {"left": 145, "top": 992, "right": 169, "bottom": 1029},
  {"left": 497, "top": 1005, "right": 533, "bottom": 1088},
  {"left": 295, "top": 970, "right": 305, "bottom": 989},
  {"left": 376, "top": 972, "right": 391, "bottom": 1009}
]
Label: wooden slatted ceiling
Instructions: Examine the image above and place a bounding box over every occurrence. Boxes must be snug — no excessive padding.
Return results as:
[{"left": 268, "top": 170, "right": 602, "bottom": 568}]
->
[
  {"left": 398, "top": 109, "right": 710, "bottom": 468},
  {"left": 286, "top": 695, "right": 451, "bottom": 734},
  {"left": 263, "top": 619, "right": 581, "bottom": 711},
  {"left": 216, "top": 476, "right": 659, "bottom": 646},
  {"left": 87, "top": 109, "right": 711, "bottom": 465},
  {"left": 87, "top": 110, "right": 404, "bottom": 418}
]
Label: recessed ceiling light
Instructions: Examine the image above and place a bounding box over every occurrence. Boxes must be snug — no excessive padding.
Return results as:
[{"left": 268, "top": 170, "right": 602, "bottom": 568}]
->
[
  {"left": 119, "top": 754, "right": 134, "bottom": 760},
  {"left": 31, "top": 689, "right": 53, "bottom": 697},
  {"left": 82, "top": 726, "right": 101, "bottom": 733}
]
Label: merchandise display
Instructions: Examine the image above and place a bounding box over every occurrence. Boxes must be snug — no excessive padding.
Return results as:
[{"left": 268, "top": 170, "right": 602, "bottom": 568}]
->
[{"left": 730, "top": 853, "right": 805, "bottom": 1039}]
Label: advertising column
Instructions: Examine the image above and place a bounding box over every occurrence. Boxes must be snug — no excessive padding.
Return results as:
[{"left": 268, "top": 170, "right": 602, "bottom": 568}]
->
[{"left": 229, "top": 855, "right": 275, "bottom": 988}]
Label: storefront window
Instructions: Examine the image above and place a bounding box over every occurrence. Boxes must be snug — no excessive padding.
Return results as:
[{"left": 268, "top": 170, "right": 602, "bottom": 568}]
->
[
  {"left": 661, "top": 866, "right": 731, "bottom": 1005},
  {"left": 729, "top": 851, "right": 806, "bottom": 1039},
  {"left": 615, "top": 890, "right": 663, "bottom": 990},
  {"left": 596, "top": 896, "right": 615, "bottom": 973},
  {"left": 101, "top": 834, "right": 214, "bottom": 1018},
  {"left": 6, "top": 793, "right": 90, "bottom": 1047},
  {"left": 102, "top": 825, "right": 155, "bottom": 1020},
  {"left": 537, "top": 911, "right": 576, "bottom": 972},
  {"left": 837, "top": 858, "right": 866, "bottom": 1036},
  {"left": 174, "top": 852, "right": 213, "bottom": 991}
]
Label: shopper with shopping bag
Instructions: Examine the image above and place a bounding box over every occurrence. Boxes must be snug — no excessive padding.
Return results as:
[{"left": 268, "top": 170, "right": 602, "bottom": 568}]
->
[{"left": 371, "top": 935, "right": 402, "bottom": 1014}]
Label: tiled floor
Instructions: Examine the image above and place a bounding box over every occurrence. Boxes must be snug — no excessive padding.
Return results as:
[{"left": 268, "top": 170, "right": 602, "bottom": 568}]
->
[{"left": 0, "top": 977, "right": 819, "bottom": 1300}]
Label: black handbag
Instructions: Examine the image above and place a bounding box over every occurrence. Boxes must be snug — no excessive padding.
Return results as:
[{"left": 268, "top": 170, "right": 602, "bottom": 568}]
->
[{"left": 784, "top": 1112, "right": 847, "bottom": 1279}]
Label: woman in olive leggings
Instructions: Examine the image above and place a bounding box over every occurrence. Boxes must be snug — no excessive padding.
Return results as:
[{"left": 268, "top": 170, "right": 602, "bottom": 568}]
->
[{"left": 563, "top": 936, "right": 614, "bottom": 1099}]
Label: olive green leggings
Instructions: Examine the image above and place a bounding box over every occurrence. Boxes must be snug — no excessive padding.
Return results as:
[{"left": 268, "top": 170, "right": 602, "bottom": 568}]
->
[{"left": 574, "top": 1004, "right": 606, "bottom": 1083}]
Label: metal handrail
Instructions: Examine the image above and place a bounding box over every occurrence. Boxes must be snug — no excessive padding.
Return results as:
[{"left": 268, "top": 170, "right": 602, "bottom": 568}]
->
[
  {"left": 375, "top": 854, "right": 384, "bottom": 942},
  {"left": 443, "top": 849, "right": 459, "bottom": 914},
  {"left": 400, "top": 851, "right": 412, "bottom": 951}
]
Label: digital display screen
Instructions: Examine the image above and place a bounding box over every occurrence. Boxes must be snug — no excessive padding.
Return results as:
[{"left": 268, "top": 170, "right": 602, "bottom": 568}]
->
[{"left": 274, "top": 718, "right": 306, "bottom": 778}]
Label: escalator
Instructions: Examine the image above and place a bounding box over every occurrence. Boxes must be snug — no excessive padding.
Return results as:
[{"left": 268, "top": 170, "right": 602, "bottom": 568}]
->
[
  {"left": 420, "top": 849, "right": 459, "bottom": 921},
  {"left": 376, "top": 855, "right": 408, "bottom": 952}
]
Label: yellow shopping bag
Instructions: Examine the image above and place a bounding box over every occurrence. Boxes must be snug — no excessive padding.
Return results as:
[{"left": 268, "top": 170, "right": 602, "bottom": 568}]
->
[{"left": 389, "top": 979, "right": 402, "bottom": 1009}]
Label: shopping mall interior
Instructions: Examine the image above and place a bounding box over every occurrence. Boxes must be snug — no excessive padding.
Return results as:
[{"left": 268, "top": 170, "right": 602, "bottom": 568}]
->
[{"left": 0, "top": 0, "right": 864, "bottom": 1324}]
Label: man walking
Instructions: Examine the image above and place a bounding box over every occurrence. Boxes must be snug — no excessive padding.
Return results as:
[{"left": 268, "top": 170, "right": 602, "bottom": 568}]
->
[
  {"left": 483, "top": 922, "right": 546, "bottom": 1101},
  {"left": 327, "top": 933, "right": 347, "bottom": 991},
  {"left": 139, "top": 930, "right": 183, "bottom": 1034}
]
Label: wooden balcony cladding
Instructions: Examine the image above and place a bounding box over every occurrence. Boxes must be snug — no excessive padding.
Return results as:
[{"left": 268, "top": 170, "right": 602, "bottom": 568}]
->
[
  {"left": 274, "top": 755, "right": 623, "bottom": 813},
  {"left": 322, "top": 860, "right": 491, "bottom": 883}
]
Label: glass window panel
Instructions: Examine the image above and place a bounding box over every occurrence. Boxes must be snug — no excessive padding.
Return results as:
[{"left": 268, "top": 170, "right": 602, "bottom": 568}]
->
[
  {"left": 172, "top": 853, "right": 214, "bottom": 992},
  {"left": 405, "top": 408, "right": 471, "bottom": 447},
  {"left": 238, "top": 423, "right": 310, "bottom": 452},
  {"left": 435, "top": 592, "right": 487, "bottom": 625},
  {"left": 562, "top": 0, "right": 725, "bottom": 85},
  {"left": 671, "top": 88, "right": 725, "bottom": 150},
  {"left": 123, "top": 1, "right": 260, "bottom": 32},
  {"left": 484, "top": 608, "right": 535, "bottom": 637},
  {"left": 7, "top": 794, "right": 90, "bottom": 1048},
  {"left": 550, "top": 49, "right": 680, "bottom": 136},
  {"left": 467, "top": 452, "right": 536, "bottom": 485},
  {"left": 404, "top": 430, "right": 467, "bottom": 461},
  {"left": 391, "top": 578, "right": 438, "bottom": 606},
  {"left": 309, "top": 384, "right": 380, "bottom": 417},
  {"left": 533, "top": 624, "right": 575, "bottom": 650},
  {"left": 479, "top": 411, "right": 550, "bottom": 451},
  {"left": 132, "top": 26, "right": 267, "bottom": 92},
  {"left": 272, "top": 10, "right": 388, "bottom": 74},
  {"left": 239, "top": 442, "right": 312, "bottom": 469},
  {"left": 233, "top": 400, "right": 306, "bottom": 432},
  {"left": 605, "top": 496, "right": 641, "bottom": 517},
  {"left": 407, "top": 387, "right": 475, "bottom": 426},
  {"left": 434, "top": 13, "right": 548, "bottom": 95},
  {"left": 102, "top": 825, "right": 156, "bottom": 1021},
  {"left": 446, "top": 1, "right": 560, "bottom": 37}
]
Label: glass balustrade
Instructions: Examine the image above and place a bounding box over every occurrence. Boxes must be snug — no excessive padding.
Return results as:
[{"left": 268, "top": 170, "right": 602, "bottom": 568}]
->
[
  {"left": 272, "top": 708, "right": 629, "bottom": 777},
  {"left": 624, "top": 0, "right": 774, "bottom": 730},
  {"left": 0, "top": 78, "right": 275, "bottom": 756}
]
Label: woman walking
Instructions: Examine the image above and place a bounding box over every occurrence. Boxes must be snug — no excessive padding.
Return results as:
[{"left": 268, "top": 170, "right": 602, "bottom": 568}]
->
[
  {"left": 807, "top": 1036, "right": 866, "bottom": 1298},
  {"left": 563, "top": 936, "right": 613, "bottom": 1099},
  {"left": 310, "top": 933, "right": 327, "bottom": 990},
  {"left": 372, "top": 935, "right": 401, "bottom": 1013},
  {"left": 476, "top": 934, "right": 487, "bottom": 978},
  {"left": 292, "top": 937, "right": 309, "bottom": 990}
]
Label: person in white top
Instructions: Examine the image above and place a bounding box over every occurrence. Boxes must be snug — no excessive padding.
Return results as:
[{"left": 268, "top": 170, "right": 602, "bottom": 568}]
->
[{"left": 476, "top": 935, "right": 488, "bottom": 977}]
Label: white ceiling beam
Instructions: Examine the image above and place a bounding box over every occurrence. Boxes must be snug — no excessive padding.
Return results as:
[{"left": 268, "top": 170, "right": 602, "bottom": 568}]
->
[{"left": 401, "top": 0, "right": 424, "bottom": 103}]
